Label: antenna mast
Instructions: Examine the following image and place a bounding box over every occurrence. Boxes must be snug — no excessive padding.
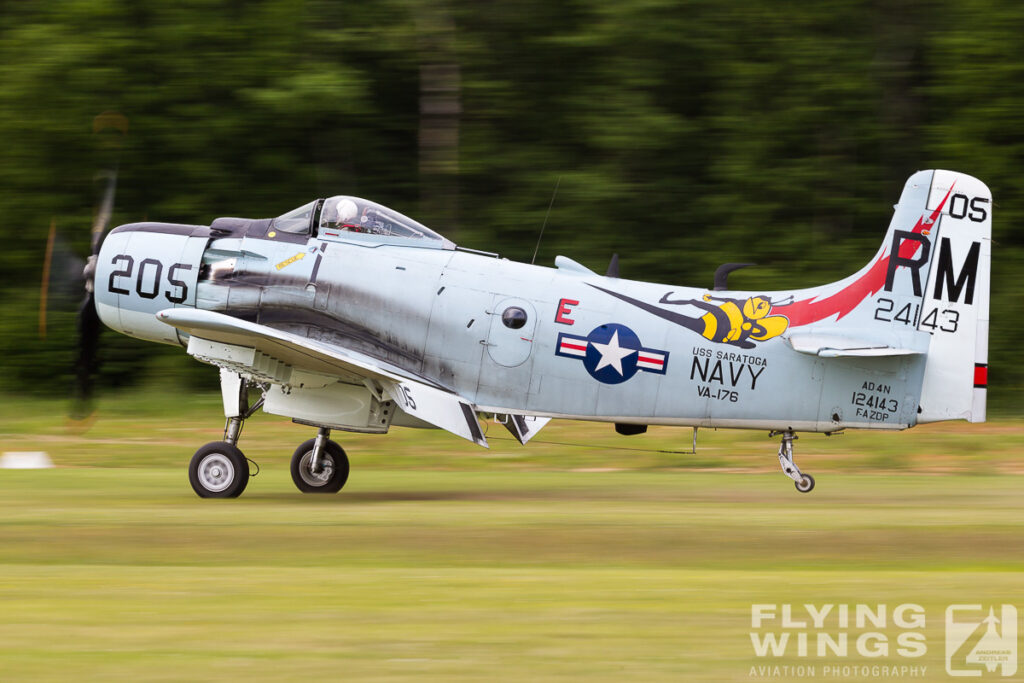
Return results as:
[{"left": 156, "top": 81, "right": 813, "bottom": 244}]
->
[{"left": 531, "top": 176, "right": 561, "bottom": 265}]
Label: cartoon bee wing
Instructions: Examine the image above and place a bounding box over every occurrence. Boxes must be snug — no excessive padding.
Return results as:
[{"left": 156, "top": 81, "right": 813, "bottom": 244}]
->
[{"left": 749, "top": 314, "right": 789, "bottom": 341}]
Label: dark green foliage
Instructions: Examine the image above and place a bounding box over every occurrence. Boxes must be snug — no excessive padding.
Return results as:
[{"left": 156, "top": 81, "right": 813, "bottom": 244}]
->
[{"left": 0, "top": 0, "right": 1021, "bottom": 403}]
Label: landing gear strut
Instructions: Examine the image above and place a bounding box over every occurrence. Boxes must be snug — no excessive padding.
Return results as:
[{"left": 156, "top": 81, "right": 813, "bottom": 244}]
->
[
  {"left": 771, "top": 430, "right": 815, "bottom": 493},
  {"left": 188, "top": 375, "right": 263, "bottom": 498},
  {"left": 188, "top": 371, "right": 353, "bottom": 498},
  {"left": 290, "top": 427, "right": 350, "bottom": 493}
]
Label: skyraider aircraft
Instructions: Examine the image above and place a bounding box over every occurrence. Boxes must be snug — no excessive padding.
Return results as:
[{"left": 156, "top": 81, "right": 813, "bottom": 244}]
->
[{"left": 86, "top": 169, "right": 990, "bottom": 497}]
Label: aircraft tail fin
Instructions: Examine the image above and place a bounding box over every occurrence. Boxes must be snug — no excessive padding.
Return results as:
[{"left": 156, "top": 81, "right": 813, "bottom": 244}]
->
[
  {"left": 772, "top": 169, "right": 991, "bottom": 423},
  {"left": 915, "top": 171, "right": 991, "bottom": 423}
]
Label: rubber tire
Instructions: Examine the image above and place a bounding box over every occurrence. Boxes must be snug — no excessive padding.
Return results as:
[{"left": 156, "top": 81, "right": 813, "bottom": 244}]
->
[
  {"left": 290, "top": 439, "right": 349, "bottom": 493},
  {"left": 795, "top": 473, "right": 816, "bottom": 493},
  {"left": 189, "top": 441, "right": 250, "bottom": 498}
]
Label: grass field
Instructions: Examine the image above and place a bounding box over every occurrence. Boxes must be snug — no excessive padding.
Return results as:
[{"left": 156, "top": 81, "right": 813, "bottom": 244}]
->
[{"left": 1, "top": 393, "right": 1022, "bottom": 681}]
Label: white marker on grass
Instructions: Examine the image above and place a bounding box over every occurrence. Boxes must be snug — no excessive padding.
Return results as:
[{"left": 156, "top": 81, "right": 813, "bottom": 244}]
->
[{"left": 0, "top": 452, "right": 54, "bottom": 469}]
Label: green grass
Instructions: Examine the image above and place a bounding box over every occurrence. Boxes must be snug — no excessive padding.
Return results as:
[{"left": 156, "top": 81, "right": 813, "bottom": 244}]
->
[{"left": 1, "top": 394, "right": 1023, "bottom": 681}]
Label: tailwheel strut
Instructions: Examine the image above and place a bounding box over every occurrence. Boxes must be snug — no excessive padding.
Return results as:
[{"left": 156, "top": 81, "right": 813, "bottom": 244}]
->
[{"left": 770, "top": 430, "right": 815, "bottom": 493}]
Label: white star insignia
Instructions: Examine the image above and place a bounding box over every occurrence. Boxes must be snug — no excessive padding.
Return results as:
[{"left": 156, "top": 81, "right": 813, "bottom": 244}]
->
[{"left": 589, "top": 330, "right": 637, "bottom": 375}]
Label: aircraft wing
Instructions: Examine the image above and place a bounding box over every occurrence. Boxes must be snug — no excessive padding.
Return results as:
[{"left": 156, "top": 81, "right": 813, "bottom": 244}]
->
[{"left": 155, "top": 308, "right": 487, "bottom": 447}]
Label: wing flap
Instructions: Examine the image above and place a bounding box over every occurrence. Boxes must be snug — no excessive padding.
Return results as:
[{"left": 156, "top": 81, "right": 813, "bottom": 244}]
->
[{"left": 385, "top": 381, "right": 487, "bottom": 447}]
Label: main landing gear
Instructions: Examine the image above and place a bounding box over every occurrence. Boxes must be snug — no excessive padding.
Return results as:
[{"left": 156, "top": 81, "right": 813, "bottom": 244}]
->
[
  {"left": 290, "top": 427, "right": 350, "bottom": 493},
  {"left": 188, "top": 398, "right": 263, "bottom": 498},
  {"left": 189, "top": 441, "right": 249, "bottom": 498},
  {"left": 771, "top": 429, "right": 815, "bottom": 493},
  {"left": 187, "top": 375, "right": 351, "bottom": 498},
  {"left": 188, "top": 419, "right": 352, "bottom": 498}
]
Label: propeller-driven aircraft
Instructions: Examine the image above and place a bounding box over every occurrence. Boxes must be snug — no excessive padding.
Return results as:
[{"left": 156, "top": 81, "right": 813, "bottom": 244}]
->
[{"left": 77, "top": 168, "right": 990, "bottom": 497}]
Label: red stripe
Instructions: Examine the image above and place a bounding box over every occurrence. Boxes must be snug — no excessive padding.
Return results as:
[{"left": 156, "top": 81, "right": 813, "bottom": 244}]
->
[
  {"left": 773, "top": 184, "right": 955, "bottom": 326},
  {"left": 561, "top": 341, "right": 587, "bottom": 352},
  {"left": 974, "top": 365, "right": 988, "bottom": 387},
  {"left": 637, "top": 355, "right": 663, "bottom": 365}
]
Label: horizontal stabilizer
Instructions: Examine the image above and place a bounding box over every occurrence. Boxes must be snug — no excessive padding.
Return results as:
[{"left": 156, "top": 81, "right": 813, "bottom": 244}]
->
[
  {"left": 817, "top": 347, "right": 922, "bottom": 358},
  {"left": 786, "top": 332, "right": 925, "bottom": 358}
]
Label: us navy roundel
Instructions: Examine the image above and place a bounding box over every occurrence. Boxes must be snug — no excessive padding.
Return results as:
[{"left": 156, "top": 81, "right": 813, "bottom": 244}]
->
[{"left": 555, "top": 323, "right": 669, "bottom": 384}]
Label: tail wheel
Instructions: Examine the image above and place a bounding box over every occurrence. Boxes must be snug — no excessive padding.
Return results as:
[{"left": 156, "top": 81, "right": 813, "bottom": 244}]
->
[
  {"left": 795, "top": 474, "right": 816, "bottom": 493},
  {"left": 189, "top": 441, "right": 249, "bottom": 498},
  {"left": 290, "top": 438, "right": 349, "bottom": 493}
]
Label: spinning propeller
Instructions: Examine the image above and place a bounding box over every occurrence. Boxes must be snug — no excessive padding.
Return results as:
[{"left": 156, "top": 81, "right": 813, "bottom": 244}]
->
[{"left": 39, "top": 112, "right": 128, "bottom": 420}]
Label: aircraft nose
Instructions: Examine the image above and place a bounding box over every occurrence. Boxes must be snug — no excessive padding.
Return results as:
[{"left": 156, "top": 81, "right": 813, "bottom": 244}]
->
[{"left": 94, "top": 222, "right": 210, "bottom": 345}]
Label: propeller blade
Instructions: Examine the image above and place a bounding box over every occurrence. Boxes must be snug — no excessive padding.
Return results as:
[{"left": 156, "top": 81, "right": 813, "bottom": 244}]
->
[
  {"left": 89, "top": 111, "right": 127, "bottom": 256},
  {"left": 72, "top": 290, "right": 100, "bottom": 420},
  {"left": 90, "top": 168, "right": 118, "bottom": 256},
  {"left": 71, "top": 111, "right": 128, "bottom": 421},
  {"left": 39, "top": 222, "right": 88, "bottom": 340},
  {"left": 39, "top": 219, "right": 57, "bottom": 339},
  {"left": 93, "top": 110, "right": 129, "bottom": 137}
]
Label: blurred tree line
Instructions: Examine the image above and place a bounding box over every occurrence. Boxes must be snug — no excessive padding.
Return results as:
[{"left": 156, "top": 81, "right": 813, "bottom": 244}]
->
[{"left": 0, "top": 0, "right": 1022, "bottom": 408}]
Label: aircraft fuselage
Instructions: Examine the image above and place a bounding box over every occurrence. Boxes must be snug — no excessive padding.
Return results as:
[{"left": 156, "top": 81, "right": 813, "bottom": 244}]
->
[{"left": 97, "top": 220, "right": 924, "bottom": 433}]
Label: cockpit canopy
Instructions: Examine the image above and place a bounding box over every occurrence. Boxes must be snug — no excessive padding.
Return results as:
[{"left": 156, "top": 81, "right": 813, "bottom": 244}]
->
[{"left": 272, "top": 196, "right": 451, "bottom": 248}]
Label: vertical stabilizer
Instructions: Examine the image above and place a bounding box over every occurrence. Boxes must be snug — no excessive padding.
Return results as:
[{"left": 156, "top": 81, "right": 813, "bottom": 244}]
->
[
  {"left": 770, "top": 169, "right": 991, "bottom": 425},
  {"left": 917, "top": 170, "right": 991, "bottom": 422}
]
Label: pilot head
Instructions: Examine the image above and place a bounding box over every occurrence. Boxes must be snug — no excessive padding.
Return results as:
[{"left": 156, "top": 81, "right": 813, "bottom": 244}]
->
[{"left": 336, "top": 198, "right": 358, "bottom": 223}]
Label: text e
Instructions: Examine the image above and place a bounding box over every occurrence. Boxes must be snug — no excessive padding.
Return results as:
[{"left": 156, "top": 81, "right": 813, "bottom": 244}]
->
[{"left": 555, "top": 298, "right": 579, "bottom": 325}]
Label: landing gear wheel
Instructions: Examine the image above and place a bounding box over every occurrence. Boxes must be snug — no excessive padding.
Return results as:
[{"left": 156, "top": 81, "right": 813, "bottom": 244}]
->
[
  {"left": 189, "top": 441, "right": 250, "bottom": 498},
  {"left": 795, "top": 473, "right": 816, "bottom": 493},
  {"left": 290, "top": 438, "right": 349, "bottom": 493}
]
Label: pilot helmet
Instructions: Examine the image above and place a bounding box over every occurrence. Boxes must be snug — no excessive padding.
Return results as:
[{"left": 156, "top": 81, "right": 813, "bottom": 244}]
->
[{"left": 336, "top": 198, "right": 358, "bottom": 223}]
